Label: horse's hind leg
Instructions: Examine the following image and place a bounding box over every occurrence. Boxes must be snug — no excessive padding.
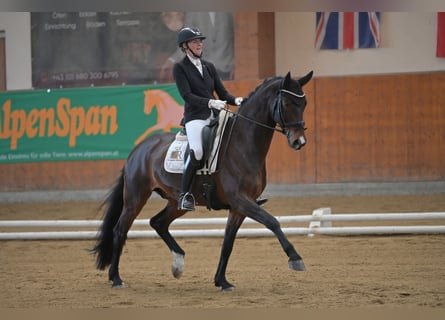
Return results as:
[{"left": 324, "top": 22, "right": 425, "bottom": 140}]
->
[
  {"left": 108, "top": 187, "right": 151, "bottom": 288},
  {"left": 108, "top": 204, "right": 144, "bottom": 287},
  {"left": 150, "top": 200, "right": 187, "bottom": 279}
]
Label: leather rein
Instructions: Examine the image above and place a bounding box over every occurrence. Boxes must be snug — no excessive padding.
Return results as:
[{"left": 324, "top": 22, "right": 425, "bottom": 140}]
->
[{"left": 224, "top": 88, "right": 306, "bottom": 134}]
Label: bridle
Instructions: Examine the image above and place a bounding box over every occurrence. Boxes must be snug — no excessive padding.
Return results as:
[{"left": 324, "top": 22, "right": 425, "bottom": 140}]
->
[
  {"left": 272, "top": 89, "right": 306, "bottom": 134},
  {"left": 225, "top": 86, "right": 307, "bottom": 135}
]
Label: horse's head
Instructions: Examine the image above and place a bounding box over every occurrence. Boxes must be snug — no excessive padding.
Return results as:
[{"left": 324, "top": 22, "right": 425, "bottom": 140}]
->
[{"left": 272, "top": 71, "right": 313, "bottom": 150}]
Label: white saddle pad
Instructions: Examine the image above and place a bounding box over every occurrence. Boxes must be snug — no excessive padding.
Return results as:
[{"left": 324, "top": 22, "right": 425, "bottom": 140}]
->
[{"left": 164, "top": 110, "right": 232, "bottom": 174}]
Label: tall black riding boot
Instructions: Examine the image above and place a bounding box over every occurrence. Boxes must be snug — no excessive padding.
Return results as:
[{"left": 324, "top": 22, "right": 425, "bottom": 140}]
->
[{"left": 178, "top": 151, "right": 201, "bottom": 211}]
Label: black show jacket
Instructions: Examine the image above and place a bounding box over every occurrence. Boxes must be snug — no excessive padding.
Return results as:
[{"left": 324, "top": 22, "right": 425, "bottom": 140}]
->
[{"left": 173, "top": 56, "right": 236, "bottom": 124}]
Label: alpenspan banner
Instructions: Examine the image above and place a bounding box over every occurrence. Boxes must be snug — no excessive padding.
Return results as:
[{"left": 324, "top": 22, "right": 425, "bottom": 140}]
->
[{"left": 0, "top": 84, "right": 184, "bottom": 163}]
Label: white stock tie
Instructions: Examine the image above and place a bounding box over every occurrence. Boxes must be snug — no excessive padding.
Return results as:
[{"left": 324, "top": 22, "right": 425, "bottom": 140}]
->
[{"left": 195, "top": 60, "right": 203, "bottom": 75}]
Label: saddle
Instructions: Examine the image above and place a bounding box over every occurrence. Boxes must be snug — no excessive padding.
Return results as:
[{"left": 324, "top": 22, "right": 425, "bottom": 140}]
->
[{"left": 164, "top": 109, "right": 233, "bottom": 175}]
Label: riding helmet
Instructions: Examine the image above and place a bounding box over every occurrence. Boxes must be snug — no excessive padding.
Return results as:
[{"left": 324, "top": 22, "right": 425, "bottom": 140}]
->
[{"left": 177, "top": 27, "right": 206, "bottom": 47}]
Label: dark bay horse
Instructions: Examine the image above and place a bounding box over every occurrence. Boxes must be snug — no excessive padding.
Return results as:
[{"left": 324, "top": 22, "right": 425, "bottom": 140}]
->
[{"left": 92, "top": 71, "right": 313, "bottom": 291}]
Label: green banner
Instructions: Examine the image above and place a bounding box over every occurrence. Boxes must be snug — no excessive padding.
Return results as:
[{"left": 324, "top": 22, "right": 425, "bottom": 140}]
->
[{"left": 0, "top": 84, "right": 184, "bottom": 163}]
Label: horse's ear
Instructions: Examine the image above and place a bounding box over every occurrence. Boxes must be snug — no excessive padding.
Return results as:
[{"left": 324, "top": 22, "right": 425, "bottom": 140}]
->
[
  {"left": 298, "top": 71, "right": 313, "bottom": 87},
  {"left": 282, "top": 71, "right": 292, "bottom": 87}
]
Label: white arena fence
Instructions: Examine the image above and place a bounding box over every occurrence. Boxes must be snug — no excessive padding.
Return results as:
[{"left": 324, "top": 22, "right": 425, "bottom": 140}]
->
[{"left": 1, "top": 208, "right": 445, "bottom": 240}]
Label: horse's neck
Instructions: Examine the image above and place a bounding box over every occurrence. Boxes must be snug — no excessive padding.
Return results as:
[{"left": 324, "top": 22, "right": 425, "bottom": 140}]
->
[
  {"left": 231, "top": 98, "right": 276, "bottom": 158},
  {"left": 220, "top": 82, "right": 280, "bottom": 180},
  {"left": 242, "top": 83, "right": 277, "bottom": 137}
]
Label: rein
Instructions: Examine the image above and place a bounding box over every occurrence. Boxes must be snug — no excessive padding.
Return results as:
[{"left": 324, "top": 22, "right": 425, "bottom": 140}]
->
[
  {"left": 224, "top": 107, "right": 285, "bottom": 133},
  {"left": 224, "top": 88, "right": 306, "bottom": 134}
]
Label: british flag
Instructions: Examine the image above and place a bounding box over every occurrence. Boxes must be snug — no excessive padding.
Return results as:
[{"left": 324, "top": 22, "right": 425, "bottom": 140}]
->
[{"left": 315, "top": 12, "right": 381, "bottom": 50}]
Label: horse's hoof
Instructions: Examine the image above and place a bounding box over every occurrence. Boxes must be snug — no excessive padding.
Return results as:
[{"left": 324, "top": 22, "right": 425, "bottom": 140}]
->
[
  {"left": 171, "top": 266, "right": 183, "bottom": 279},
  {"left": 112, "top": 281, "right": 126, "bottom": 288},
  {"left": 171, "top": 251, "right": 184, "bottom": 279},
  {"left": 218, "top": 279, "right": 235, "bottom": 292},
  {"left": 221, "top": 286, "right": 235, "bottom": 292},
  {"left": 289, "top": 259, "right": 306, "bottom": 271}
]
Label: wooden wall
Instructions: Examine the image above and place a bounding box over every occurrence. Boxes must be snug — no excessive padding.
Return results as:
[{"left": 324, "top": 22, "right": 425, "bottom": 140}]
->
[
  {"left": 234, "top": 12, "right": 275, "bottom": 80},
  {"left": 0, "top": 72, "right": 444, "bottom": 191},
  {"left": 314, "top": 72, "right": 445, "bottom": 183}
]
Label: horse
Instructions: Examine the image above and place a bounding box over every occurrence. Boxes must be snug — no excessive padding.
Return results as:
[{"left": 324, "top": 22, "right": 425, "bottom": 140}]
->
[
  {"left": 92, "top": 70, "right": 313, "bottom": 291},
  {"left": 134, "top": 89, "right": 184, "bottom": 145}
]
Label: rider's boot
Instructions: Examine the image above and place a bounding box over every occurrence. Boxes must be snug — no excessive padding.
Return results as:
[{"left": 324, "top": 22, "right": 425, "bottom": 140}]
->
[{"left": 178, "top": 150, "right": 201, "bottom": 211}]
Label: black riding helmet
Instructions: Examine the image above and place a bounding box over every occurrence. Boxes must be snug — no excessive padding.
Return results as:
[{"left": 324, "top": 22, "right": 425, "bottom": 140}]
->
[{"left": 177, "top": 27, "right": 206, "bottom": 48}]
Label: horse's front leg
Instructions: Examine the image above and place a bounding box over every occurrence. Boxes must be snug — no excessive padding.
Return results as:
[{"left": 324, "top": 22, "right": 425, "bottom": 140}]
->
[
  {"left": 150, "top": 201, "right": 187, "bottom": 279},
  {"left": 214, "top": 211, "right": 245, "bottom": 291},
  {"left": 239, "top": 198, "right": 306, "bottom": 271}
]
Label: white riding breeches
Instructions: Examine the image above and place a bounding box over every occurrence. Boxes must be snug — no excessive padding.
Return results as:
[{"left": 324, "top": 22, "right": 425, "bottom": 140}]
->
[{"left": 185, "top": 116, "right": 214, "bottom": 161}]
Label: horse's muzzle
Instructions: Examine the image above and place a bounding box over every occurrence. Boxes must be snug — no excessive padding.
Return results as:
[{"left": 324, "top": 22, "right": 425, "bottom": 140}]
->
[{"left": 290, "top": 134, "right": 307, "bottom": 150}]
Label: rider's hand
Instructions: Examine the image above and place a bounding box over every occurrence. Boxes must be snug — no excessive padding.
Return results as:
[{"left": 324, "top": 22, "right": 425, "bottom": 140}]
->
[
  {"left": 235, "top": 97, "right": 243, "bottom": 106},
  {"left": 208, "top": 99, "right": 226, "bottom": 110}
]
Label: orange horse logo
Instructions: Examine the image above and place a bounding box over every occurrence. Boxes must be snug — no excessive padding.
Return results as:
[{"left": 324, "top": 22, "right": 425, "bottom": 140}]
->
[{"left": 134, "top": 89, "right": 184, "bottom": 145}]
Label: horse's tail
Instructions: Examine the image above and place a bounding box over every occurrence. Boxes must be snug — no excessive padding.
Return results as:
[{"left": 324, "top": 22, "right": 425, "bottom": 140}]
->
[{"left": 91, "top": 169, "right": 125, "bottom": 270}]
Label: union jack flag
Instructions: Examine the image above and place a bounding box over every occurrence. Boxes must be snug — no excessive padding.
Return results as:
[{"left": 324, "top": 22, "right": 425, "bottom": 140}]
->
[{"left": 315, "top": 12, "right": 381, "bottom": 50}]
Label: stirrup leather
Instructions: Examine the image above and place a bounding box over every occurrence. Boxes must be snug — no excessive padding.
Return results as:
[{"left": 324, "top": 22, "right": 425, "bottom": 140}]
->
[{"left": 178, "top": 192, "right": 195, "bottom": 211}]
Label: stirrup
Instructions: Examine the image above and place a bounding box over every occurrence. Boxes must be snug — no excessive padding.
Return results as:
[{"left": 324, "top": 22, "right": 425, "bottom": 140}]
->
[{"left": 178, "top": 192, "right": 195, "bottom": 211}]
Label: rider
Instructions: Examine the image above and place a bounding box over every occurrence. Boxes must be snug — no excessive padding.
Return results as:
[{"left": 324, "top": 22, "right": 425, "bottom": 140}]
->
[{"left": 173, "top": 27, "right": 243, "bottom": 211}]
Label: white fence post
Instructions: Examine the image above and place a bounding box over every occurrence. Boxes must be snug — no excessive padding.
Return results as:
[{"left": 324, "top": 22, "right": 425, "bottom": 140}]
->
[{"left": 308, "top": 207, "right": 332, "bottom": 237}]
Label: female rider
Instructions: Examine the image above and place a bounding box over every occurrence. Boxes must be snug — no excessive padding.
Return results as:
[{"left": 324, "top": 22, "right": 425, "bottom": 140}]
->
[{"left": 173, "top": 27, "right": 243, "bottom": 211}]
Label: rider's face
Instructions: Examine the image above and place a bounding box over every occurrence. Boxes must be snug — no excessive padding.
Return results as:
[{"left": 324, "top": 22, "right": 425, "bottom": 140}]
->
[{"left": 186, "top": 39, "right": 203, "bottom": 56}]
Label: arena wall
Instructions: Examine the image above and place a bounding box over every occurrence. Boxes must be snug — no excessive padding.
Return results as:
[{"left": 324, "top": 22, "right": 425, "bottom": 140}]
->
[
  {"left": 1, "top": 71, "right": 443, "bottom": 191},
  {"left": 313, "top": 72, "right": 445, "bottom": 183}
]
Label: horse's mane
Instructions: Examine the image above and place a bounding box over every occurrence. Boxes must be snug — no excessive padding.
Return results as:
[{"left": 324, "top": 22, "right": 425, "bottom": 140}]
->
[{"left": 243, "top": 76, "right": 283, "bottom": 104}]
